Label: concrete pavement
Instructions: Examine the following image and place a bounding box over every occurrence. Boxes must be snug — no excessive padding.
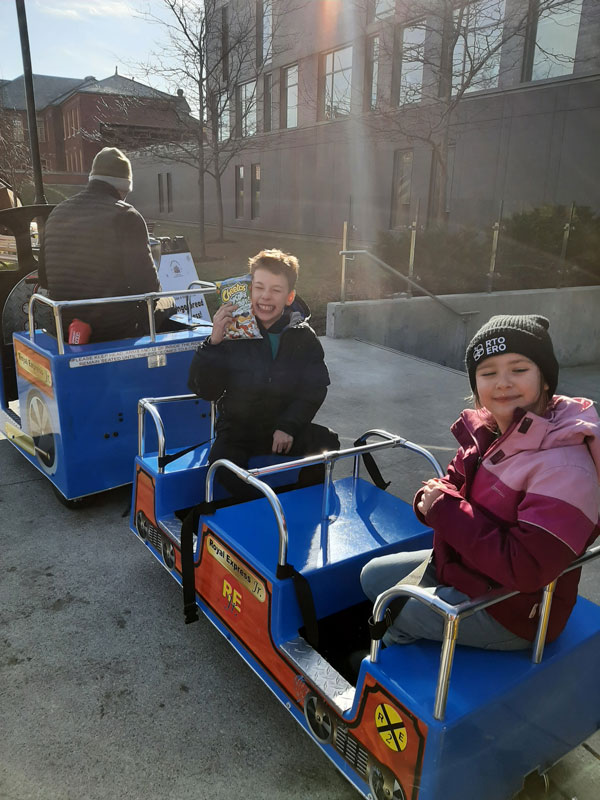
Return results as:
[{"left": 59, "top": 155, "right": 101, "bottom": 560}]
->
[{"left": 1, "top": 337, "right": 599, "bottom": 800}]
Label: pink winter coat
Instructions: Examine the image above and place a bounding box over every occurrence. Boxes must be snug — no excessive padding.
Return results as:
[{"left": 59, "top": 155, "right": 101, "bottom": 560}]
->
[{"left": 416, "top": 396, "right": 600, "bottom": 642}]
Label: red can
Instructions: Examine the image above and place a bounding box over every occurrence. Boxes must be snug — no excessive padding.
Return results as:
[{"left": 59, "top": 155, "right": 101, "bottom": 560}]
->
[{"left": 68, "top": 318, "right": 92, "bottom": 345}]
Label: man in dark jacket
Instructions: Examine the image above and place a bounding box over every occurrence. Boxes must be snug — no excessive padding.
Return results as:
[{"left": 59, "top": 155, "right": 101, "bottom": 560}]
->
[
  {"left": 188, "top": 249, "right": 339, "bottom": 497},
  {"left": 42, "top": 147, "right": 173, "bottom": 342}
]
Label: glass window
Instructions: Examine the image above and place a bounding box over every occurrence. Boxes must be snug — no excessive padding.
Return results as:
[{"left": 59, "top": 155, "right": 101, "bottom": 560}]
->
[
  {"left": 221, "top": 5, "right": 229, "bottom": 82},
  {"left": 158, "top": 174, "right": 164, "bottom": 212},
  {"left": 13, "top": 116, "right": 24, "bottom": 142},
  {"left": 283, "top": 64, "right": 298, "bottom": 128},
  {"left": 365, "top": 35, "right": 379, "bottom": 111},
  {"left": 390, "top": 149, "right": 413, "bottom": 229},
  {"left": 36, "top": 116, "right": 46, "bottom": 143},
  {"left": 531, "top": 0, "right": 582, "bottom": 81},
  {"left": 218, "top": 93, "right": 230, "bottom": 142},
  {"left": 264, "top": 73, "right": 273, "bottom": 132},
  {"left": 368, "top": 0, "right": 395, "bottom": 22},
  {"left": 321, "top": 45, "right": 353, "bottom": 120},
  {"left": 235, "top": 165, "right": 244, "bottom": 218},
  {"left": 452, "top": 0, "right": 506, "bottom": 94},
  {"left": 263, "top": 1, "right": 273, "bottom": 64},
  {"left": 397, "top": 23, "right": 426, "bottom": 105},
  {"left": 239, "top": 81, "right": 257, "bottom": 137},
  {"left": 251, "top": 164, "right": 261, "bottom": 219},
  {"left": 167, "top": 173, "right": 173, "bottom": 213}
]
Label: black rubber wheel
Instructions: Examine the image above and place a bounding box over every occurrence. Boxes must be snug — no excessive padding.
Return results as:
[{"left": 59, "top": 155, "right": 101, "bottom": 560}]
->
[{"left": 51, "top": 484, "right": 88, "bottom": 509}]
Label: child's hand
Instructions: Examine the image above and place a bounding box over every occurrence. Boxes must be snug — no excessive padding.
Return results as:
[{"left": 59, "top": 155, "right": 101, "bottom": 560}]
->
[
  {"left": 210, "top": 302, "right": 237, "bottom": 345},
  {"left": 272, "top": 429, "right": 293, "bottom": 454},
  {"left": 417, "top": 478, "right": 445, "bottom": 516}
]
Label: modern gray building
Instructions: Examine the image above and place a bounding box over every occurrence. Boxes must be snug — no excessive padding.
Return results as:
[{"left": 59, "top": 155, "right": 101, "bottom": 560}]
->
[{"left": 129, "top": 0, "right": 600, "bottom": 242}]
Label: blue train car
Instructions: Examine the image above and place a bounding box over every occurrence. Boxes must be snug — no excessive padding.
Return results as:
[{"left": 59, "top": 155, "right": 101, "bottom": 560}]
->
[
  {"left": 130, "top": 402, "right": 600, "bottom": 800},
  {"left": 1, "top": 288, "right": 213, "bottom": 503}
]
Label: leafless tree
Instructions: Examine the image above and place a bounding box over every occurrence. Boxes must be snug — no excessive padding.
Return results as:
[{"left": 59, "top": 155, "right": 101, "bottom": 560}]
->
[
  {"left": 0, "top": 107, "right": 32, "bottom": 201},
  {"left": 131, "top": 0, "right": 299, "bottom": 256}
]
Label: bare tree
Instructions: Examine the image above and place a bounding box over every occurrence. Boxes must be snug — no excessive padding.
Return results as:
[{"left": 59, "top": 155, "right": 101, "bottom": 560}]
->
[
  {"left": 131, "top": 0, "right": 299, "bottom": 254},
  {"left": 358, "top": 0, "right": 586, "bottom": 225},
  {"left": 0, "top": 107, "right": 32, "bottom": 201}
]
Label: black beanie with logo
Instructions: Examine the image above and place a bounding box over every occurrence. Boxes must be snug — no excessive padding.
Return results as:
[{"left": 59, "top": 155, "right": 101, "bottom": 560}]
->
[{"left": 465, "top": 314, "right": 559, "bottom": 396}]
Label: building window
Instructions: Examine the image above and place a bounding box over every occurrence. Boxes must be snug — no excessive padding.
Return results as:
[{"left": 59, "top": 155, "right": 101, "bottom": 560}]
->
[
  {"left": 166, "top": 173, "right": 173, "bottom": 213},
  {"left": 13, "top": 117, "right": 24, "bottom": 142},
  {"left": 282, "top": 64, "right": 298, "bottom": 128},
  {"left": 264, "top": 73, "right": 273, "bottom": 132},
  {"left": 257, "top": 1, "right": 273, "bottom": 66},
  {"left": 394, "top": 22, "right": 426, "bottom": 106},
  {"left": 368, "top": 0, "right": 395, "bottom": 23},
  {"left": 218, "top": 93, "right": 230, "bottom": 142},
  {"left": 251, "top": 164, "right": 261, "bottom": 219},
  {"left": 320, "top": 45, "right": 353, "bottom": 120},
  {"left": 524, "top": 0, "right": 582, "bottom": 82},
  {"left": 238, "top": 80, "right": 257, "bottom": 137},
  {"left": 452, "top": 0, "right": 506, "bottom": 94},
  {"left": 235, "top": 165, "right": 244, "bottom": 218},
  {"left": 390, "top": 149, "right": 413, "bottom": 229},
  {"left": 158, "top": 174, "right": 164, "bottom": 212},
  {"left": 36, "top": 116, "right": 46, "bottom": 143},
  {"left": 221, "top": 5, "right": 229, "bottom": 82},
  {"left": 364, "top": 35, "right": 379, "bottom": 111}
]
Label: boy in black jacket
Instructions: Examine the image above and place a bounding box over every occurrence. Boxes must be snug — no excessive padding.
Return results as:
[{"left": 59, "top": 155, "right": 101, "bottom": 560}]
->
[{"left": 188, "top": 249, "right": 339, "bottom": 497}]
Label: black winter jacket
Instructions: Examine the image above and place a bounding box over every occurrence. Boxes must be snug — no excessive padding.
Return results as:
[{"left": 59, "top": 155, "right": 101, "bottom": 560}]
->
[
  {"left": 187, "top": 299, "right": 330, "bottom": 439},
  {"left": 42, "top": 180, "right": 168, "bottom": 341}
]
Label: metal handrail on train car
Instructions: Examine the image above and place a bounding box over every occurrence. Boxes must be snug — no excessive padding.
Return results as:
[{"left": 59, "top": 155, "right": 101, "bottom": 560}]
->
[
  {"left": 28, "top": 282, "right": 215, "bottom": 354},
  {"left": 369, "top": 544, "right": 600, "bottom": 721},
  {"left": 205, "top": 431, "right": 445, "bottom": 572},
  {"left": 137, "top": 394, "right": 217, "bottom": 463}
]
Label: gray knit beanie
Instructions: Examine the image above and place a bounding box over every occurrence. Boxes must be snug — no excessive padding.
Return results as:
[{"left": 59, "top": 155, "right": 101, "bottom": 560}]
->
[{"left": 465, "top": 314, "right": 559, "bottom": 396}]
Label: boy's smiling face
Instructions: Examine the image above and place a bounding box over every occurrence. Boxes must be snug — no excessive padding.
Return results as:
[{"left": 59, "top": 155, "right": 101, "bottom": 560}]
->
[{"left": 251, "top": 267, "right": 296, "bottom": 330}]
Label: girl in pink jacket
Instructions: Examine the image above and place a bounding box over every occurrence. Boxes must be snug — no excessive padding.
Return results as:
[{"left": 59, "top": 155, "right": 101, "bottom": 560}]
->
[{"left": 361, "top": 314, "right": 600, "bottom": 649}]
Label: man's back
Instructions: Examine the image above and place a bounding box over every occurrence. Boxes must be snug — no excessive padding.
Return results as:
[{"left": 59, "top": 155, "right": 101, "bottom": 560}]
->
[{"left": 42, "top": 147, "right": 164, "bottom": 343}]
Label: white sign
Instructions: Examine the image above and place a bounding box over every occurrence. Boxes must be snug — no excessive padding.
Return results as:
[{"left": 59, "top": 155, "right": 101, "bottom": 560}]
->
[{"left": 157, "top": 251, "right": 211, "bottom": 322}]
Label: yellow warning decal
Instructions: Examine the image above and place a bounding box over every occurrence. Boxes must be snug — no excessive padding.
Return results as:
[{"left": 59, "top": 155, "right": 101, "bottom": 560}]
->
[
  {"left": 206, "top": 535, "right": 266, "bottom": 603},
  {"left": 375, "top": 703, "right": 407, "bottom": 752}
]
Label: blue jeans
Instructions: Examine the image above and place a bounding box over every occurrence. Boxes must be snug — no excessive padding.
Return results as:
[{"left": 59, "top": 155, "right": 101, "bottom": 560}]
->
[{"left": 360, "top": 549, "right": 530, "bottom": 650}]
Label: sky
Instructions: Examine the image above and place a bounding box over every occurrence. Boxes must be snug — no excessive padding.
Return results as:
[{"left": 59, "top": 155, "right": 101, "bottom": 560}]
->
[{"left": 0, "top": 0, "right": 177, "bottom": 93}]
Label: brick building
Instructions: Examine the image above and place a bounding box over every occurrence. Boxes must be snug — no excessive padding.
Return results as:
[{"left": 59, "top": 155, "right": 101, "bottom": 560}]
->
[
  {"left": 129, "top": 0, "right": 600, "bottom": 241},
  {"left": 0, "top": 71, "right": 191, "bottom": 187}
]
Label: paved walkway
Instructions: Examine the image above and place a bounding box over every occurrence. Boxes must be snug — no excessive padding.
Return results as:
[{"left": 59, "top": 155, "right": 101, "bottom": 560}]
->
[{"left": 1, "top": 337, "right": 598, "bottom": 800}]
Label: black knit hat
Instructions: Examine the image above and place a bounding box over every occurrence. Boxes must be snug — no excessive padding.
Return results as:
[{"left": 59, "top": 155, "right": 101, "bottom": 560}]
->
[{"left": 465, "top": 315, "right": 559, "bottom": 396}]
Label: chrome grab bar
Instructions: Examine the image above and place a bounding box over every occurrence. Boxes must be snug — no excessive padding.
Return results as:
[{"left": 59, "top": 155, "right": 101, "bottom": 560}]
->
[
  {"left": 369, "top": 544, "right": 600, "bottom": 721},
  {"left": 137, "top": 394, "right": 216, "bottom": 467},
  {"left": 206, "top": 459, "right": 290, "bottom": 570},
  {"left": 28, "top": 283, "right": 216, "bottom": 354}
]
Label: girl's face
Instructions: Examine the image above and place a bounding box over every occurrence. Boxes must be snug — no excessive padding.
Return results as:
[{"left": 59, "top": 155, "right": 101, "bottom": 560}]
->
[{"left": 475, "top": 353, "right": 549, "bottom": 433}]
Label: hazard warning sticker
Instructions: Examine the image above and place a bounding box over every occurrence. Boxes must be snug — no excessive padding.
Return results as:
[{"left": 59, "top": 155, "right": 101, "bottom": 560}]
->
[{"left": 375, "top": 704, "right": 407, "bottom": 752}]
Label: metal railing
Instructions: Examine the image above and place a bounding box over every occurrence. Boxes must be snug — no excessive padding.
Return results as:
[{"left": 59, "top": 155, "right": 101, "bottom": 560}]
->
[
  {"left": 338, "top": 249, "right": 477, "bottom": 322},
  {"left": 204, "top": 430, "right": 444, "bottom": 572},
  {"left": 369, "top": 544, "right": 600, "bottom": 721},
  {"left": 28, "top": 282, "right": 215, "bottom": 355},
  {"left": 137, "top": 394, "right": 216, "bottom": 465}
]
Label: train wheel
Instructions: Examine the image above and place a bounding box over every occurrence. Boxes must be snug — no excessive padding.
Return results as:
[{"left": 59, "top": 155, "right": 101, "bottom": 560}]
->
[
  {"left": 368, "top": 764, "right": 406, "bottom": 800},
  {"left": 51, "top": 484, "right": 87, "bottom": 509},
  {"left": 162, "top": 536, "right": 176, "bottom": 569},
  {"left": 303, "top": 694, "right": 333, "bottom": 743},
  {"left": 26, "top": 390, "right": 57, "bottom": 474}
]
